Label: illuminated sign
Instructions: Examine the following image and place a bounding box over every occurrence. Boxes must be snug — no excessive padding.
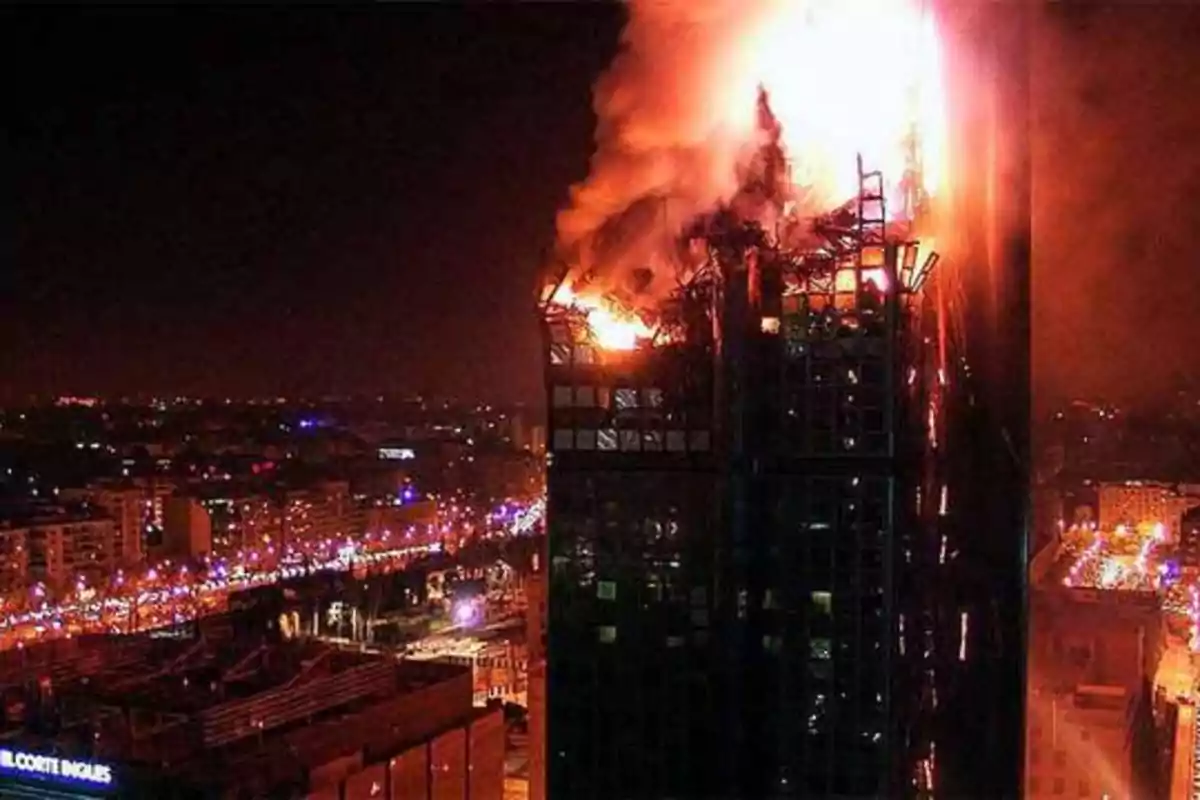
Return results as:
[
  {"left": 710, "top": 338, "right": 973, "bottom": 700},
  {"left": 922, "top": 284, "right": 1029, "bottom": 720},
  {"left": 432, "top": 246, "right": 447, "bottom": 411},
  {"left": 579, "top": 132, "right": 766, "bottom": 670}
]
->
[
  {"left": 0, "top": 748, "right": 113, "bottom": 787},
  {"left": 379, "top": 447, "right": 415, "bottom": 461}
]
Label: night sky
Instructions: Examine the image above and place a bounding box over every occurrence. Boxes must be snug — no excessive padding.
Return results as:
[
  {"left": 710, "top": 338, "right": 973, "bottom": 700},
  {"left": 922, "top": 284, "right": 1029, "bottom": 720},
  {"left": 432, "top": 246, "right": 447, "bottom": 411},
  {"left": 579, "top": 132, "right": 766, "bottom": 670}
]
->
[
  {"left": 7, "top": 4, "right": 1199, "bottom": 407},
  {"left": 8, "top": 6, "right": 621, "bottom": 403},
  {"left": 1032, "top": 3, "right": 1200, "bottom": 410}
]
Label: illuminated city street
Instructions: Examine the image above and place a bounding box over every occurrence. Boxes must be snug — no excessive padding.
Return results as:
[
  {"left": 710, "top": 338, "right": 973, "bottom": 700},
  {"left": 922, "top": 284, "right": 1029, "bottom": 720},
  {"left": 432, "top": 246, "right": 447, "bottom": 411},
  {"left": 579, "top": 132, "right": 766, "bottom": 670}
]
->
[{"left": 0, "top": 495, "right": 544, "bottom": 651}]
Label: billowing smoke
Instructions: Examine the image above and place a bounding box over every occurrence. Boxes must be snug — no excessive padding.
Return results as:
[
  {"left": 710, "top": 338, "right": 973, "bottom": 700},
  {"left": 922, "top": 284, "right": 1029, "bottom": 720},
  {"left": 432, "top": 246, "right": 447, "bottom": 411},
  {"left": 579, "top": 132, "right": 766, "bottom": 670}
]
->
[
  {"left": 554, "top": 0, "right": 792, "bottom": 306},
  {"left": 553, "top": 0, "right": 945, "bottom": 308}
]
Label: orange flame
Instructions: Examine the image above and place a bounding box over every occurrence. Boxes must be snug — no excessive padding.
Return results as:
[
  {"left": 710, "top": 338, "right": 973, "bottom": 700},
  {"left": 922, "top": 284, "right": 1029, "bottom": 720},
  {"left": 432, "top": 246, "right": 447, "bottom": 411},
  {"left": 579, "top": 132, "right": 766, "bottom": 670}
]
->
[
  {"left": 717, "top": 0, "right": 948, "bottom": 207},
  {"left": 553, "top": 287, "right": 655, "bottom": 351},
  {"left": 551, "top": 0, "right": 949, "bottom": 347}
]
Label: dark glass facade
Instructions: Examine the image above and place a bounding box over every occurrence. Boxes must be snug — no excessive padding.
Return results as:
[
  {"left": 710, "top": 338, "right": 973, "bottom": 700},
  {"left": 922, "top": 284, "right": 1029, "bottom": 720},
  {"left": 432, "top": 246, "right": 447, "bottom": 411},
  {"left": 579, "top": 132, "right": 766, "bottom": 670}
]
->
[{"left": 543, "top": 6, "right": 1028, "bottom": 798}]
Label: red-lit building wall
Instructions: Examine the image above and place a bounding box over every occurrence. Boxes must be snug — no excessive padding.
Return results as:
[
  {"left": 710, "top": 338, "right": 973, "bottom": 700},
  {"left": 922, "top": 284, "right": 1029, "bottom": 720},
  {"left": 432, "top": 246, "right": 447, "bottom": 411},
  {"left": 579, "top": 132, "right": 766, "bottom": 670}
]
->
[
  {"left": 389, "top": 745, "right": 428, "bottom": 799},
  {"left": 526, "top": 571, "right": 546, "bottom": 800},
  {"left": 468, "top": 708, "right": 505, "bottom": 800},
  {"left": 343, "top": 762, "right": 388, "bottom": 799},
  {"left": 430, "top": 727, "right": 467, "bottom": 800},
  {"left": 1025, "top": 687, "right": 1134, "bottom": 799}
]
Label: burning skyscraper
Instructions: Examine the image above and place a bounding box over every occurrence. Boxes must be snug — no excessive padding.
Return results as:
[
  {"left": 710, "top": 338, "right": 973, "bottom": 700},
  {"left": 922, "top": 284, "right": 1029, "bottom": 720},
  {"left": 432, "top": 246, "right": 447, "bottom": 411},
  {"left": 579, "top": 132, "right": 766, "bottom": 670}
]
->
[{"left": 539, "top": 1, "right": 1027, "bottom": 797}]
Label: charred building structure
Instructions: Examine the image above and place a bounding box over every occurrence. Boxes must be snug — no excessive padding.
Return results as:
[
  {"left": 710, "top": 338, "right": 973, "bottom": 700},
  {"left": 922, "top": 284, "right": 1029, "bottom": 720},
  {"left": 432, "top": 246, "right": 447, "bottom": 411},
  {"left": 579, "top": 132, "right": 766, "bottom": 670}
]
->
[{"left": 540, "top": 7, "right": 1027, "bottom": 800}]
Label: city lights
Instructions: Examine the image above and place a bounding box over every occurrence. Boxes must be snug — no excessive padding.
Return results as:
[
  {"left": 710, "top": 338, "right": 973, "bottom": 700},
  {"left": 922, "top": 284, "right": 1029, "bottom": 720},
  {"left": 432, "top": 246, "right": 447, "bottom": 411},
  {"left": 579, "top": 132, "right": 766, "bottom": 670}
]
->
[{"left": 0, "top": 492, "right": 545, "bottom": 650}]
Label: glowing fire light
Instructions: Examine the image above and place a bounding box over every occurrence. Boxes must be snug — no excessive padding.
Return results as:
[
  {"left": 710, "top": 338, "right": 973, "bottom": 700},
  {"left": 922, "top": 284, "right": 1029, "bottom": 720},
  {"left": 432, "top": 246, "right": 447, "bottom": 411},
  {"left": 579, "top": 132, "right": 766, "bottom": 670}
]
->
[
  {"left": 553, "top": 286, "right": 655, "bottom": 351},
  {"left": 550, "top": 0, "right": 948, "bottom": 348},
  {"left": 720, "top": 0, "right": 947, "bottom": 207}
]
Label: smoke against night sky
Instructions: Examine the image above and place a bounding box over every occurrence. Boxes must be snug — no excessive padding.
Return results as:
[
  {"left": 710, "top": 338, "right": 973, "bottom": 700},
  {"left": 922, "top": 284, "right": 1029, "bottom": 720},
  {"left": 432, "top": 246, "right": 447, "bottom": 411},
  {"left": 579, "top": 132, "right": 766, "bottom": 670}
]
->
[
  {"left": 1032, "top": 4, "right": 1200, "bottom": 408},
  {"left": 5, "top": 5, "right": 1198, "bottom": 406}
]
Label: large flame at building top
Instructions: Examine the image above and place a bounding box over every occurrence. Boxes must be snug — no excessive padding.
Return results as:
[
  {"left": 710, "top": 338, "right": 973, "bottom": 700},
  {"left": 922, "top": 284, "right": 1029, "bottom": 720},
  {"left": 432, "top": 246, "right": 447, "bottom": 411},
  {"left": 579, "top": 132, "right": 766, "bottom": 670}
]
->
[
  {"left": 551, "top": 0, "right": 948, "bottom": 349},
  {"left": 553, "top": 286, "right": 656, "bottom": 351}
]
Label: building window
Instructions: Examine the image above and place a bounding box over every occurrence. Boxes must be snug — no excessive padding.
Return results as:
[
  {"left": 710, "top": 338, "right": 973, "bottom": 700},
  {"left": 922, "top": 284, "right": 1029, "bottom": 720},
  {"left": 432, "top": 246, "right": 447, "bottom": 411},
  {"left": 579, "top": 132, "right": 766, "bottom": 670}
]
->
[
  {"left": 690, "top": 430, "right": 711, "bottom": 452},
  {"left": 552, "top": 386, "right": 573, "bottom": 407},
  {"left": 597, "top": 581, "right": 616, "bottom": 600},
  {"left": 1053, "top": 777, "right": 1064, "bottom": 795},
  {"left": 598, "top": 626, "right": 617, "bottom": 643},
  {"left": 576, "top": 429, "right": 597, "bottom": 450},
  {"left": 573, "top": 344, "right": 596, "bottom": 365},
  {"left": 643, "top": 388, "right": 664, "bottom": 407},
  {"left": 666, "top": 430, "right": 686, "bottom": 452},
  {"left": 811, "top": 590, "right": 833, "bottom": 616},
  {"left": 619, "top": 430, "right": 640, "bottom": 451},
  {"left": 1053, "top": 750, "right": 1066, "bottom": 768},
  {"left": 549, "top": 343, "right": 571, "bottom": 365},
  {"left": 1078, "top": 779, "right": 1089, "bottom": 797},
  {"left": 575, "top": 386, "right": 596, "bottom": 407},
  {"left": 597, "top": 429, "right": 618, "bottom": 451},
  {"left": 614, "top": 388, "right": 638, "bottom": 410},
  {"left": 552, "top": 429, "right": 574, "bottom": 450},
  {"left": 810, "top": 638, "right": 832, "bottom": 660}
]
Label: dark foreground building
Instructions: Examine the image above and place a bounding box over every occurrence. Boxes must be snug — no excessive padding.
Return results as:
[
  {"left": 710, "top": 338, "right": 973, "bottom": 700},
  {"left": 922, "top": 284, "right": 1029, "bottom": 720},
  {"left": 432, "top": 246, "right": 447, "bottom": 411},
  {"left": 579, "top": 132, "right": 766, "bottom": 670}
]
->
[
  {"left": 0, "top": 622, "right": 504, "bottom": 799},
  {"left": 540, "top": 5, "right": 1028, "bottom": 799}
]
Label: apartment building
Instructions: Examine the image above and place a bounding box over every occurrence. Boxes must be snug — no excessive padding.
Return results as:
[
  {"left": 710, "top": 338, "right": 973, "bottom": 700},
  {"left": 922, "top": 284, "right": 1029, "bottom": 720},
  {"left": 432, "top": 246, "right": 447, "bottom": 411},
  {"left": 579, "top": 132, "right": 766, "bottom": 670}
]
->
[
  {"left": 0, "top": 525, "right": 29, "bottom": 596},
  {"left": 1026, "top": 685, "right": 1140, "bottom": 799},
  {"left": 25, "top": 516, "right": 116, "bottom": 590}
]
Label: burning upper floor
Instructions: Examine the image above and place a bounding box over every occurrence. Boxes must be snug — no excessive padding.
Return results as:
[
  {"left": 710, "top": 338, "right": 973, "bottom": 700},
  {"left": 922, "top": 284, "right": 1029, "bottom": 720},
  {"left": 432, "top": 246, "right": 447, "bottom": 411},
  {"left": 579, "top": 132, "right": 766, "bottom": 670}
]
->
[
  {"left": 541, "top": 0, "right": 947, "bottom": 354},
  {"left": 545, "top": 0, "right": 947, "bottom": 345},
  {"left": 541, "top": 152, "right": 940, "bottom": 357}
]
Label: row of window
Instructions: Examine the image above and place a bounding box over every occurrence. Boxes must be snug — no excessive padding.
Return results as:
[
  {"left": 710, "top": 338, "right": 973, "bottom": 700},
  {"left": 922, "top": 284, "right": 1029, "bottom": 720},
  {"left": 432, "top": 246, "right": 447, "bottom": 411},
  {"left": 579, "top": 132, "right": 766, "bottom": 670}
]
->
[
  {"left": 552, "top": 385, "right": 668, "bottom": 410},
  {"left": 548, "top": 342, "right": 601, "bottom": 366},
  {"left": 552, "top": 428, "right": 711, "bottom": 453},
  {"left": 551, "top": 382, "right": 886, "bottom": 413}
]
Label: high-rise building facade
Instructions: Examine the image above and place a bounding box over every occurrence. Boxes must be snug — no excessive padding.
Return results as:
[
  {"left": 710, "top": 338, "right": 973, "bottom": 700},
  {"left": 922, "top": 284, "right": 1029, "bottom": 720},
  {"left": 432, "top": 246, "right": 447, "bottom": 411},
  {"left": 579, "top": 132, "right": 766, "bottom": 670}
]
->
[
  {"left": 542, "top": 5, "right": 1028, "bottom": 797},
  {"left": 543, "top": 163, "right": 946, "bottom": 798}
]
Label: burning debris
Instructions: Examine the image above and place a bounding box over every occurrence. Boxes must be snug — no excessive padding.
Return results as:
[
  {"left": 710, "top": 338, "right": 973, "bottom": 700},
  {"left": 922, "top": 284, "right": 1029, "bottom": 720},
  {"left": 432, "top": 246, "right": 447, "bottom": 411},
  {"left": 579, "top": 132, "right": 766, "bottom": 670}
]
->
[{"left": 543, "top": 0, "right": 947, "bottom": 352}]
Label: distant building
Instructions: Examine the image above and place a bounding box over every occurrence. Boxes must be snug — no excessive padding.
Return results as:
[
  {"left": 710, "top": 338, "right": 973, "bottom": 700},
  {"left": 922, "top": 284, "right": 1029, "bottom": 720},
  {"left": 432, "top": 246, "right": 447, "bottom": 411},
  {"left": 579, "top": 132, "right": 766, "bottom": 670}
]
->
[
  {"left": 1025, "top": 684, "right": 1145, "bottom": 799},
  {"left": 20, "top": 515, "right": 117, "bottom": 591},
  {"left": 1178, "top": 505, "right": 1200, "bottom": 569},
  {"left": 199, "top": 492, "right": 281, "bottom": 558},
  {"left": 88, "top": 484, "right": 143, "bottom": 565},
  {"left": 1032, "top": 485, "right": 1065, "bottom": 553},
  {"left": 0, "top": 525, "right": 28, "bottom": 596},
  {"left": 1030, "top": 587, "right": 1164, "bottom": 696},
  {"left": 1098, "top": 480, "right": 1200, "bottom": 536},
  {"left": 80, "top": 478, "right": 172, "bottom": 566},
  {"left": 364, "top": 498, "right": 437, "bottom": 545},
  {"left": 508, "top": 411, "right": 546, "bottom": 457},
  {"left": 526, "top": 570, "right": 546, "bottom": 800},
  {"left": 472, "top": 451, "right": 542, "bottom": 503},
  {"left": 281, "top": 480, "right": 355, "bottom": 547},
  {"left": 162, "top": 497, "right": 212, "bottom": 560}
]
